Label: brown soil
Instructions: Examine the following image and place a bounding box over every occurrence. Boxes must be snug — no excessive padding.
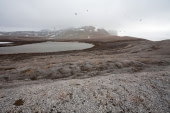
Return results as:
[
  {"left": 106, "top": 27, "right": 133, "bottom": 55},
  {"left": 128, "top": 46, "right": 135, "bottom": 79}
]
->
[{"left": 0, "top": 35, "right": 169, "bottom": 113}]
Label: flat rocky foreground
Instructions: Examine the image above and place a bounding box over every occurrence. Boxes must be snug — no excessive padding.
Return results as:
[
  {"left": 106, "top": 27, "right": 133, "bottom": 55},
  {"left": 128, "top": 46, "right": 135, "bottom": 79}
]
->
[
  {"left": 0, "top": 71, "right": 169, "bottom": 113},
  {"left": 0, "top": 36, "right": 170, "bottom": 113}
]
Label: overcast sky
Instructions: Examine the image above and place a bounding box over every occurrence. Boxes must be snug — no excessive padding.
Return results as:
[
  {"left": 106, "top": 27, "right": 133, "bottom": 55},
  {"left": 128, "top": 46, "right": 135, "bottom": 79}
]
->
[{"left": 0, "top": 0, "right": 170, "bottom": 40}]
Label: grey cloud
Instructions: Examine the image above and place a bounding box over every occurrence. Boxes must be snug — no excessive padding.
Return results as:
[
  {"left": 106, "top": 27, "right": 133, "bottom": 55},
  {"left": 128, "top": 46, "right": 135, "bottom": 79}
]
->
[{"left": 0, "top": 0, "right": 169, "bottom": 40}]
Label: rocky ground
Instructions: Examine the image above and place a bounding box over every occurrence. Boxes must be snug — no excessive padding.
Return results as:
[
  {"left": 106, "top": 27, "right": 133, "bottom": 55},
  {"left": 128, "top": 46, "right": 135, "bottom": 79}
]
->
[{"left": 0, "top": 36, "right": 170, "bottom": 113}]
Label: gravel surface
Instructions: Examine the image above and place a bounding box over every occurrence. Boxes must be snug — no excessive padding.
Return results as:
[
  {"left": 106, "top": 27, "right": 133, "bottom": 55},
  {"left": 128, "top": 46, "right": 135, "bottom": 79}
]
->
[
  {"left": 0, "top": 37, "right": 170, "bottom": 113},
  {"left": 0, "top": 71, "right": 169, "bottom": 113}
]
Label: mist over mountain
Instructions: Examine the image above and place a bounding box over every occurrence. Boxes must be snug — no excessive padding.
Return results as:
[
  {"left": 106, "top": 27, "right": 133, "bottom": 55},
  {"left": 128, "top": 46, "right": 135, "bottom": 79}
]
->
[{"left": 0, "top": 26, "right": 117, "bottom": 39}]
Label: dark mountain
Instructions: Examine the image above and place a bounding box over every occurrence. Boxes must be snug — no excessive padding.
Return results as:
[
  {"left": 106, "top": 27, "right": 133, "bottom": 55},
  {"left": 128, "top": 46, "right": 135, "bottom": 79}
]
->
[
  {"left": 0, "top": 26, "right": 113, "bottom": 39},
  {"left": 56, "top": 26, "right": 111, "bottom": 39}
]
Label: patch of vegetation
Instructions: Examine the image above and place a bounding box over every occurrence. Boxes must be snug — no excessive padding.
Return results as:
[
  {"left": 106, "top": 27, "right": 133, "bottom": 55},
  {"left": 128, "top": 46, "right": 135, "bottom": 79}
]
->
[
  {"left": 13, "top": 99, "right": 24, "bottom": 106},
  {"left": 30, "top": 76, "right": 37, "bottom": 80}
]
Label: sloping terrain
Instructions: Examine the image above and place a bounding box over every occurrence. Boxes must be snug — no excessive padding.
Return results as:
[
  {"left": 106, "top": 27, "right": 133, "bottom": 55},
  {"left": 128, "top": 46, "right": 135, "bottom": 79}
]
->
[{"left": 0, "top": 36, "right": 170, "bottom": 112}]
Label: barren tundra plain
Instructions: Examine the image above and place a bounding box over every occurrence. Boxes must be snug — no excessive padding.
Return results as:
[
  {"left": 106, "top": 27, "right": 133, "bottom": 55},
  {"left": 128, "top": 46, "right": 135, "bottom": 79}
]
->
[{"left": 0, "top": 36, "right": 170, "bottom": 113}]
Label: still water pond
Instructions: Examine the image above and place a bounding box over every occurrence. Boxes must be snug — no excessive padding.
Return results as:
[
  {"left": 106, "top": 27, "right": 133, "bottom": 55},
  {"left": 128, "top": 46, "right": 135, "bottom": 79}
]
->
[{"left": 0, "top": 42, "right": 94, "bottom": 54}]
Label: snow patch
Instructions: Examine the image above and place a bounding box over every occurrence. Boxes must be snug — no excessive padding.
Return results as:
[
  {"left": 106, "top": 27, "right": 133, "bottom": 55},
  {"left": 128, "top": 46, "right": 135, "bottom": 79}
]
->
[
  {"left": 80, "top": 29, "right": 85, "bottom": 31},
  {"left": 0, "top": 42, "right": 13, "bottom": 44}
]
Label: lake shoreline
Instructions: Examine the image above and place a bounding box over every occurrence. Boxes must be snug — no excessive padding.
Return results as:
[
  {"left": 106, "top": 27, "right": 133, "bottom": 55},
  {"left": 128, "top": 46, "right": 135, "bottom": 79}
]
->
[{"left": 0, "top": 42, "right": 94, "bottom": 54}]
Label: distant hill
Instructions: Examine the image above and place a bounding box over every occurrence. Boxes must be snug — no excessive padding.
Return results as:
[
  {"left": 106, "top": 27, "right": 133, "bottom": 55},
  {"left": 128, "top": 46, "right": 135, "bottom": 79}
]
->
[
  {"left": 57, "top": 26, "right": 111, "bottom": 39},
  {"left": 0, "top": 26, "right": 114, "bottom": 39}
]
